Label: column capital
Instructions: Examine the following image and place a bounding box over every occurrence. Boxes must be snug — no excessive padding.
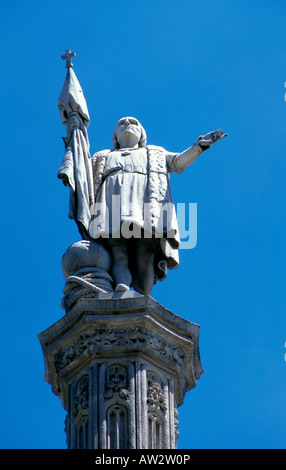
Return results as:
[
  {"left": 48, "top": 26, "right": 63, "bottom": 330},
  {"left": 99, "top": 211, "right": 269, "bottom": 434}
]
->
[{"left": 38, "top": 293, "right": 203, "bottom": 448}]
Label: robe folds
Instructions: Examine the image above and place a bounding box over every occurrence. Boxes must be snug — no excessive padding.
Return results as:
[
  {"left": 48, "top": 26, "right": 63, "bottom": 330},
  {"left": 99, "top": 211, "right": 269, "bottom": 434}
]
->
[
  {"left": 58, "top": 134, "right": 198, "bottom": 281},
  {"left": 92, "top": 145, "right": 181, "bottom": 280}
]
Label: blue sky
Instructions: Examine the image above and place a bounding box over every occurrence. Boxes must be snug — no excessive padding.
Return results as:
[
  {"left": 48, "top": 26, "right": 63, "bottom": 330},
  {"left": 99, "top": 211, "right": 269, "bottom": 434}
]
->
[{"left": 1, "top": 0, "right": 286, "bottom": 449}]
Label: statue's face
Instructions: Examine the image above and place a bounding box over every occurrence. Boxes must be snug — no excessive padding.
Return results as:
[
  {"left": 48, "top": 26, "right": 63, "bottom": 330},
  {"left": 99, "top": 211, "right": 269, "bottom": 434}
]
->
[{"left": 115, "top": 117, "right": 141, "bottom": 147}]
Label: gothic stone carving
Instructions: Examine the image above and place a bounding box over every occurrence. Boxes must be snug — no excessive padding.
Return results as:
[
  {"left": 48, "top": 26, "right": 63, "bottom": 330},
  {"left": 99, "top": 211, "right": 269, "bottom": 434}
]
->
[
  {"left": 104, "top": 365, "right": 129, "bottom": 400},
  {"left": 147, "top": 371, "right": 167, "bottom": 414},
  {"left": 73, "top": 375, "right": 89, "bottom": 422},
  {"left": 55, "top": 327, "right": 185, "bottom": 380},
  {"left": 38, "top": 294, "right": 203, "bottom": 448}
]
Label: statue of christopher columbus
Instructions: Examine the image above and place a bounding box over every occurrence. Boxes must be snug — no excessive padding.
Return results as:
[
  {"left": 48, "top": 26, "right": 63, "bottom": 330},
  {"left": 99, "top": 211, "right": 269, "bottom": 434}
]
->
[{"left": 58, "top": 50, "right": 226, "bottom": 296}]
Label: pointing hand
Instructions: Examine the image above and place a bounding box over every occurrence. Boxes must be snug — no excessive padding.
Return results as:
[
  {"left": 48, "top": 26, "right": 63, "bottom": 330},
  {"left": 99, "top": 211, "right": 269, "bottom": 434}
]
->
[{"left": 198, "top": 129, "right": 227, "bottom": 149}]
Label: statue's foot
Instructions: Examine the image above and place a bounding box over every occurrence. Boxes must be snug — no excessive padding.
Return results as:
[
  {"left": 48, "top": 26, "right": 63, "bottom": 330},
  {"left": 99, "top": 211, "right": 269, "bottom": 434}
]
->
[{"left": 115, "top": 283, "right": 130, "bottom": 292}]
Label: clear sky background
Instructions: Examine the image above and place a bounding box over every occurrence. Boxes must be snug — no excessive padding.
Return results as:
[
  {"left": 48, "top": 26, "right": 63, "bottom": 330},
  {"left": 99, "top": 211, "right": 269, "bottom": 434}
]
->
[{"left": 0, "top": 0, "right": 285, "bottom": 449}]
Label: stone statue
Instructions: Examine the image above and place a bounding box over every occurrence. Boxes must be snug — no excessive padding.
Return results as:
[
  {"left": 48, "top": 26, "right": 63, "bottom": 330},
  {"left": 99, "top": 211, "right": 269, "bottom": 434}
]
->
[{"left": 58, "top": 50, "right": 226, "bottom": 297}]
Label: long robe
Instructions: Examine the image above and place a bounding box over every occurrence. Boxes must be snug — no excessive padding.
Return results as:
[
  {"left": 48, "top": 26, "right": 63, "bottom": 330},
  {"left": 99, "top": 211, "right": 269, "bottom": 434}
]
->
[
  {"left": 58, "top": 136, "right": 202, "bottom": 282},
  {"left": 90, "top": 145, "right": 181, "bottom": 280}
]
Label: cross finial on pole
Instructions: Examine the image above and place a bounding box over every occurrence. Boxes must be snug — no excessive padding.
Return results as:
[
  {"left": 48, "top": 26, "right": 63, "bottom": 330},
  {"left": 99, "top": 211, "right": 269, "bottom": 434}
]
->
[{"left": 61, "top": 49, "right": 76, "bottom": 68}]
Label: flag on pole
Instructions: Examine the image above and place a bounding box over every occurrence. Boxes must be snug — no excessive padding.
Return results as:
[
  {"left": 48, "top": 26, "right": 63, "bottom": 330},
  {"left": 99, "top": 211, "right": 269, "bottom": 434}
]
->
[
  {"left": 57, "top": 51, "right": 94, "bottom": 240},
  {"left": 58, "top": 66, "right": 90, "bottom": 127}
]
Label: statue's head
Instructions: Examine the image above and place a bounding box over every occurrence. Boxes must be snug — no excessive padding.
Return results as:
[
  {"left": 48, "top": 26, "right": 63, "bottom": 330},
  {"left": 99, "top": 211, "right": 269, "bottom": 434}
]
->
[{"left": 112, "top": 117, "right": 147, "bottom": 149}]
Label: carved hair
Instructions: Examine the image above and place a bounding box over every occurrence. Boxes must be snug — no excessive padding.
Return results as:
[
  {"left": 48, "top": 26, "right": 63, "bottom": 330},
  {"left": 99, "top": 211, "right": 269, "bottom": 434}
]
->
[{"left": 112, "top": 118, "right": 147, "bottom": 149}]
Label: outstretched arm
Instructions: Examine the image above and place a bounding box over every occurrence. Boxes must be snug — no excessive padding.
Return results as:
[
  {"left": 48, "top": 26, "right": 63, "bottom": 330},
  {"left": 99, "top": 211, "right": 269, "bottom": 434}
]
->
[{"left": 168, "top": 129, "right": 227, "bottom": 173}]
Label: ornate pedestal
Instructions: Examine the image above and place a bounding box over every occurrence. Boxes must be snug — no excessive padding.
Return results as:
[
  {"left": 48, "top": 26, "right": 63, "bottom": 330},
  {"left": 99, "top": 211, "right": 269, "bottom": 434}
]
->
[{"left": 38, "top": 292, "right": 203, "bottom": 449}]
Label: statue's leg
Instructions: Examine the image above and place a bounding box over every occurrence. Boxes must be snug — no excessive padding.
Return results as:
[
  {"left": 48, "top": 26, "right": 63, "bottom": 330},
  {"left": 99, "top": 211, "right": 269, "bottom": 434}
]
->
[
  {"left": 106, "top": 238, "right": 132, "bottom": 290},
  {"left": 131, "top": 238, "right": 156, "bottom": 296}
]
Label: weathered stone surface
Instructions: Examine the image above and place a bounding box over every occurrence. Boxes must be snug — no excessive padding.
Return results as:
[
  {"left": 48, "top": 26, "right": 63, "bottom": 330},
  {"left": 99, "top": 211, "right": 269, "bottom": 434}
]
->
[
  {"left": 58, "top": 57, "right": 226, "bottom": 296},
  {"left": 60, "top": 240, "right": 114, "bottom": 311},
  {"left": 38, "top": 293, "right": 203, "bottom": 449},
  {"left": 61, "top": 240, "right": 112, "bottom": 279}
]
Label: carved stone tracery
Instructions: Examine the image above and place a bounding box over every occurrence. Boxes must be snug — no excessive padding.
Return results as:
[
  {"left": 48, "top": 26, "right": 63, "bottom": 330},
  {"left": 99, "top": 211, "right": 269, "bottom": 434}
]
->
[
  {"left": 55, "top": 327, "right": 185, "bottom": 380},
  {"left": 147, "top": 371, "right": 167, "bottom": 414},
  {"left": 104, "top": 365, "right": 129, "bottom": 400},
  {"left": 73, "top": 375, "right": 89, "bottom": 422},
  {"left": 39, "top": 294, "right": 203, "bottom": 449}
]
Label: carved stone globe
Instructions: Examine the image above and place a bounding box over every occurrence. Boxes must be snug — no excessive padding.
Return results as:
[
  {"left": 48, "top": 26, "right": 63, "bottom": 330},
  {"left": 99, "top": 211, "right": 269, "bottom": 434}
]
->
[{"left": 61, "top": 240, "right": 112, "bottom": 279}]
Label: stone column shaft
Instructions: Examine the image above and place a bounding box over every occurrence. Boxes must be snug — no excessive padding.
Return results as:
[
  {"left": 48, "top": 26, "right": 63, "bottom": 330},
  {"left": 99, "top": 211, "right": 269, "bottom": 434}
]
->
[{"left": 38, "top": 292, "right": 203, "bottom": 449}]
